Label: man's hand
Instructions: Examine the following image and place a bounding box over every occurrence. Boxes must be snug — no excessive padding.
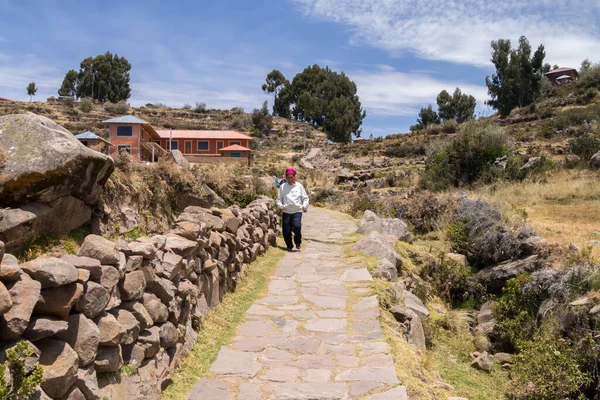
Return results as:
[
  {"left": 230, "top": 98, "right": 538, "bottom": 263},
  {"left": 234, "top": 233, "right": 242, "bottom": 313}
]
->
[{"left": 303, "top": 207, "right": 308, "bottom": 213}]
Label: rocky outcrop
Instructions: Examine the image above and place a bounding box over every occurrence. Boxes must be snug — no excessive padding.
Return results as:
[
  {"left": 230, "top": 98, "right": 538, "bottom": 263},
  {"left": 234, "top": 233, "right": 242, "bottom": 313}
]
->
[
  {"left": 167, "top": 150, "right": 190, "bottom": 170},
  {"left": 591, "top": 151, "right": 600, "bottom": 169},
  {"left": 353, "top": 231, "right": 403, "bottom": 276},
  {"left": 476, "top": 255, "right": 541, "bottom": 294},
  {"left": 357, "top": 210, "right": 411, "bottom": 242},
  {"left": 0, "top": 196, "right": 278, "bottom": 399},
  {"left": 0, "top": 114, "right": 114, "bottom": 251}
]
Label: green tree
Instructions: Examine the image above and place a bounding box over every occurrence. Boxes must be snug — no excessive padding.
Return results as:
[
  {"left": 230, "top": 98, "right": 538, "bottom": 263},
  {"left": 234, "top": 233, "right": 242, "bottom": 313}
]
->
[
  {"left": 436, "top": 88, "right": 476, "bottom": 123},
  {"left": 265, "top": 64, "right": 365, "bottom": 142},
  {"left": 262, "top": 70, "right": 291, "bottom": 118},
  {"left": 485, "top": 36, "right": 546, "bottom": 116},
  {"left": 58, "top": 69, "right": 78, "bottom": 97},
  {"left": 251, "top": 100, "right": 273, "bottom": 135},
  {"left": 26, "top": 82, "right": 37, "bottom": 102},
  {"left": 416, "top": 104, "right": 440, "bottom": 128},
  {"left": 0, "top": 341, "right": 44, "bottom": 399},
  {"left": 580, "top": 58, "right": 592, "bottom": 74},
  {"left": 60, "top": 52, "right": 131, "bottom": 103}
]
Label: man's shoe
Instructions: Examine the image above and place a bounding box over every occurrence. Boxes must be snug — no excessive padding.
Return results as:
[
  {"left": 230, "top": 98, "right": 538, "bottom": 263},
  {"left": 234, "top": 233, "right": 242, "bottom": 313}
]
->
[
  {"left": 287, "top": 248, "right": 294, "bottom": 252},
  {"left": 295, "top": 245, "right": 301, "bottom": 252}
]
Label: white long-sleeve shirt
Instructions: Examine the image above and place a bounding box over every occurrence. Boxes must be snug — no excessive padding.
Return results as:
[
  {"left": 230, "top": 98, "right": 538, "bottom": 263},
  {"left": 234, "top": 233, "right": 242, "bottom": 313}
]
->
[{"left": 277, "top": 181, "right": 309, "bottom": 214}]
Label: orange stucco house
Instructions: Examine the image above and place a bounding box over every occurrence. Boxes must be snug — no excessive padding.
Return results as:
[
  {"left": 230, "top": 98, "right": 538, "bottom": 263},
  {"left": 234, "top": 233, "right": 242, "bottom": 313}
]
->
[{"left": 103, "top": 115, "right": 253, "bottom": 165}]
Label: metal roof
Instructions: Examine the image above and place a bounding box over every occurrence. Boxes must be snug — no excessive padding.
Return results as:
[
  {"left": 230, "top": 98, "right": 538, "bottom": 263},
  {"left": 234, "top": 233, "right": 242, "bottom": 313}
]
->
[
  {"left": 102, "top": 115, "right": 149, "bottom": 124},
  {"left": 75, "top": 131, "right": 101, "bottom": 140},
  {"left": 219, "top": 144, "right": 252, "bottom": 152},
  {"left": 556, "top": 75, "right": 572, "bottom": 80},
  {"left": 545, "top": 67, "right": 577, "bottom": 75},
  {"left": 155, "top": 130, "right": 253, "bottom": 140}
]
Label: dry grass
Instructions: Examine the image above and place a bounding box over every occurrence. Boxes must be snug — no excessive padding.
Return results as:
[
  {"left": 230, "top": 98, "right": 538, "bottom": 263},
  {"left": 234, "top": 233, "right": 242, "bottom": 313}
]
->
[
  {"left": 161, "top": 240, "right": 286, "bottom": 400},
  {"left": 469, "top": 169, "right": 600, "bottom": 259}
]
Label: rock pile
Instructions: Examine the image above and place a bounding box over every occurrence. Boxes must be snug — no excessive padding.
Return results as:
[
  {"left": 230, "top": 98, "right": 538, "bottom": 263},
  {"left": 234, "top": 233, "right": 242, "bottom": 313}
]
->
[{"left": 0, "top": 196, "right": 279, "bottom": 399}]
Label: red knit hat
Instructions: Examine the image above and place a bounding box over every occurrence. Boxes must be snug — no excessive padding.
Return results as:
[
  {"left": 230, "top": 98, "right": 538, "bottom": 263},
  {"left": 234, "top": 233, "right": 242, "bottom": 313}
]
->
[{"left": 285, "top": 168, "right": 296, "bottom": 176}]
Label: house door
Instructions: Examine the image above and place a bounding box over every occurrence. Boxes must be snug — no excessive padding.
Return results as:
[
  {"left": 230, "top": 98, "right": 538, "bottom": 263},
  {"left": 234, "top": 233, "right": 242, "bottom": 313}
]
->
[{"left": 185, "top": 141, "right": 192, "bottom": 154}]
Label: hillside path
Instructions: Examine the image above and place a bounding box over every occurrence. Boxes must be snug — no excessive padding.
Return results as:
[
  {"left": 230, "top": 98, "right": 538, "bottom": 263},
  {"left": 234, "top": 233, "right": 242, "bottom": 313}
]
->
[{"left": 187, "top": 208, "right": 408, "bottom": 400}]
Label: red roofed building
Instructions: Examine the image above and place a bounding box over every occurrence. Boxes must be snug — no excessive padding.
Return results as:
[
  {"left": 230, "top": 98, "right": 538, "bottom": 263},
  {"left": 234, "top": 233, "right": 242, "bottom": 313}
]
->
[
  {"left": 104, "top": 115, "right": 253, "bottom": 165},
  {"left": 545, "top": 67, "right": 578, "bottom": 85}
]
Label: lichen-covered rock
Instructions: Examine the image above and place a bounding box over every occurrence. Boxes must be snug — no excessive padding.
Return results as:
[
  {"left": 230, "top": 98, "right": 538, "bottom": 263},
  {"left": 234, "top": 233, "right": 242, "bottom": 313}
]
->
[
  {"left": 0, "top": 273, "right": 41, "bottom": 340},
  {"left": 471, "top": 351, "right": 493, "bottom": 372},
  {"left": 76, "top": 281, "right": 110, "bottom": 319},
  {"left": 56, "top": 313, "right": 99, "bottom": 366},
  {"left": 37, "top": 339, "right": 79, "bottom": 398},
  {"left": 357, "top": 210, "right": 411, "bottom": 242},
  {"left": 78, "top": 235, "right": 120, "bottom": 264},
  {"left": 353, "top": 231, "right": 403, "bottom": 270}
]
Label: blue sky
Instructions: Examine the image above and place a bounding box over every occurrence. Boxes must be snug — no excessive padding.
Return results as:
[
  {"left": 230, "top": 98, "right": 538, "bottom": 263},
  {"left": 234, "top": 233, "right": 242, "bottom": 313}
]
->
[{"left": 1, "top": 0, "right": 599, "bottom": 136}]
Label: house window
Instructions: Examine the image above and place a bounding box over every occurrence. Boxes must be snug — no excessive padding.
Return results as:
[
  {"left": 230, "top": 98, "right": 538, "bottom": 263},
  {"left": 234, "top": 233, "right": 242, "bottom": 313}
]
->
[
  {"left": 217, "top": 141, "right": 224, "bottom": 150},
  {"left": 116, "top": 126, "right": 133, "bottom": 137},
  {"left": 230, "top": 152, "right": 241, "bottom": 158},
  {"left": 168, "top": 141, "right": 178, "bottom": 150},
  {"left": 118, "top": 145, "right": 131, "bottom": 154},
  {"left": 229, "top": 141, "right": 241, "bottom": 146},
  {"left": 197, "top": 141, "right": 209, "bottom": 151}
]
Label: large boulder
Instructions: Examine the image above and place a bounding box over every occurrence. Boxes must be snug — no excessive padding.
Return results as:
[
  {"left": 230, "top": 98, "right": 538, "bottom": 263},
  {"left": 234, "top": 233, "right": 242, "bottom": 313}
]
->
[
  {"left": 0, "top": 114, "right": 113, "bottom": 205},
  {"left": 20, "top": 257, "right": 78, "bottom": 288},
  {"left": 357, "top": 210, "right": 411, "bottom": 242},
  {"left": 0, "top": 273, "right": 41, "bottom": 340},
  {"left": 78, "top": 235, "right": 120, "bottom": 264},
  {"left": 353, "top": 231, "right": 403, "bottom": 271},
  {"left": 476, "top": 255, "right": 540, "bottom": 294},
  {"left": 37, "top": 339, "right": 79, "bottom": 398},
  {"left": 167, "top": 150, "right": 190, "bottom": 170},
  {"left": 0, "top": 114, "right": 114, "bottom": 251},
  {"left": 591, "top": 151, "right": 600, "bottom": 169}
]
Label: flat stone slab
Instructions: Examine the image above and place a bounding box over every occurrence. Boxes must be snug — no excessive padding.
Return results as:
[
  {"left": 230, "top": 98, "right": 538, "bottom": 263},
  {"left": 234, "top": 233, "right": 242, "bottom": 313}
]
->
[
  {"left": 349, "top": 381, "right": 384, "bottom": 397},
  {"left": 276, "top": 337, "right": 321, "bottom": 354},
  {"left": 340, "top": 268, "right": 373, "bottom": 282},
  {"left": 247, "top": 304, "right": 285, "bottom": 317},
  {"left": 317, "top": 310, "right": 347, "bottom": 318},
  {"left": 304, "top": 295, "right": 346, "bottom": 309},
  {"left": 364, "top": 386, "right": 408, "bottom": 400},
  {"left": 359, "top": 342, "right": 390, "bottom": 356},
  {"left": 352, "top": 320, "right": 382, "bottom": 333},
  {"left": 335, "top": 366, "right": 400, "bottom": 384},
  {"left": 260, "top": 367, "right": 300, "bottom": 382},
  {"left": 269, "top": 383, "right": 347, "bottom": 400},
  {"left": 352, "top": 309, "right": 380, "bottom": 320},
  {"left": 287, "top": 355, "right": 336, "bottom": 369},
  {"left": 237, "top": 320, "right": 276, "bottom": 337},
  {"left": 258, "top": 296, "right": 299, "bottom": 306},
  {"left": 238, "top": 383, "right": 261, "bottom": 400},
  {"left": 304, "top": 369, "right": 332, "bottom": 382},
  {"left": 353, "top": 295, "right": 378, "bottom": 310},
  {"left": 209, "top": 347, "right": 261, "bottom": 377},
  {"left": 188, "top": 379, "right": 230, "bottom": 400},
  {"left": 305, "top": 318, "right": 347, "bottom": 332}
]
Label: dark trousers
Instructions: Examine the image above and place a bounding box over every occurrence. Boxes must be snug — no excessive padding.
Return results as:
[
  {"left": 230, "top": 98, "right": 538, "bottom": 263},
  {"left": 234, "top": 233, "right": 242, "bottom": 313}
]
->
[{"left": 282, "top": 212, "right": 302, "bottom": 249}]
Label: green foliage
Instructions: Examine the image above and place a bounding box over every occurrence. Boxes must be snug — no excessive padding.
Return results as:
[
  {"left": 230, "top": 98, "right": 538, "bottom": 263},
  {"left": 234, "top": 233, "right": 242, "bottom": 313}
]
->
[
  {"left": 493, "top": 274, "right": 539, "bottom": 348},
  {"left": 577, "top": 63, "right": 600, "bottom": 89},
  {"left": 230, "top": 115, "right": 252, "bottom": 131},
  {"left": 486, "top": 36, "right": 546, "bottom": 116},
  {"left": 26, "top": 82, "right": 37, "bottom": 102},
  {"left": 79, "top": 98, "right": 93, "bottom": 113},
  {"left": 411, "top": 105, "right": 439, "bottom": 131},
  {"left": 421, "top": 120, "right": 510, "bottom": 190},
  {"left": 436, "top": 88, "right": 476, "bottom": 123},
  {"left": 448, "top": 218, "right": 469, "bottom": 255},
  {"left": 403, "top": 192, "right": 454, "bottom": 234},
  {"left": 537, "top": 105, "right": 600, "bottom": 138},
  {"left": 194, "top": 102, "right": 206, "bottom": 113},
  {"left": 510, "top": 322, "right": 592, "bottom": 400},
  {"left": 383, "top": 142, "right": 426, "bottom": 158},
  {"left": 441, "top": 119, "right": 458, "bottom": 133},
  {"left": 0, "top": 341, "right": 44, "bottom": 400},
  {"left": 251, "top": 101, "right": 273, "bottom": 135},
  {"left": 569, "top": 134, "right": 600, "bottom": 161},
  {"left": 265, "top": 65, "right": 365, "bottom": 142},
  {"left": 62, "top": 51, "right": 131, "bottom": 102},
  {"left": 104, "top": 101, "right": 129, "bottom": 115}
]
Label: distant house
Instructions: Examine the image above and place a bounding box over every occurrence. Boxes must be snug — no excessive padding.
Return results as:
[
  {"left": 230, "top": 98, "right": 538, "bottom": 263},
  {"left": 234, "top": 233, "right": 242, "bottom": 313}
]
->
[
  {"left": 75, "top": 131, "right": 112, "bottom": 153},
  {"left": 353, "top": 137, "right": 367, "bottom": 143},
  {"left": 0, "top": 97, "right": 12, "bottom": 102},
  {"left": 103, "top": 115, "right": 253, "bottom": 165},
  {"left": 545, "top": 67, "right": 579, "bottom": 85}
]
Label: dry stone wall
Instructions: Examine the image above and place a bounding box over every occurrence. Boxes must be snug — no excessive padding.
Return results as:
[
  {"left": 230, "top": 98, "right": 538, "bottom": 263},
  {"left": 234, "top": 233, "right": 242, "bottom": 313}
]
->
[{"left": 0, "top": 196, "right": 279, "bottom": 400}]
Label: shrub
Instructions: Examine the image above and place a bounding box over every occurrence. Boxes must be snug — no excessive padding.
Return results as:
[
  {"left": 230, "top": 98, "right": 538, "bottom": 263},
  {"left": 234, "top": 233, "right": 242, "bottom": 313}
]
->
[
  {"left": 493, "top": 274, "right": 540, "bottom": 348},
  {"left": 441, "top": 119, "right": 458, "bottom": 133},
  {"left": 182, "top": 103, "right": 191, "bottom": 110},
  {"left": 63, "top": 97, "right": 75, "bottom": 108},
  {"left": 577, "top": 64, "right": 600, "bottom": 89},
  {"left": 383, "top": 142, "right": 426, "bottom": 158},
  {"left": 153, "top": 102, "right": 167, "bottom": 109},
  {"left": 510, "top": 322, "right": 592, "bottom": 400},
  {"left": 104, "top": 101, "right": 129, "bottom": 114},
  {"left": 448, "top": 197, "right": 526, "bottom": 267},
  {"left": 231, "top": 106, "right": 244, "bottom": 114},
  {"left": 114, "top": 151, "right": 132, "bottom": 172},
  {"left": 569, "top": 134, "right": 600, "bottom": 161},
  {"left": 0, "top": 341, "right": 44, "bottom": 399},
  {"left": 420, "top": 121, "right": 511, "bottom": 190},
  {"left": 426, "top": 123, "right": 441, "bottom": 135},
  {"left": 230, "top": 115, "right": 252, "bottom": 131},
  {"left": 346, "top": 195, "right": 378, "bottom": 218},
  {"left": 403, "top": 192, "right": 454, "bottom": 234},
  {"left": 194, "top": 102, "right": 206, "bottom": 113},
  {"left": 79, "top": 98, "right": 93, "bottom": 113}
]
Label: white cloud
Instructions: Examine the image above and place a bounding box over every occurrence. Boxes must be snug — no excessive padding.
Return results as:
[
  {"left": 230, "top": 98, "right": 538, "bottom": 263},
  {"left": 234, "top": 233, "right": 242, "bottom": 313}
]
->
[
  {"left": 291, "top": 0, "right": 600, "bottom": 68},
  {"left": 0, "top": 53, "right": 61, "bottom": 101},
  {"left": 347, "top": 69, "right": 490, "bottom": 117}
]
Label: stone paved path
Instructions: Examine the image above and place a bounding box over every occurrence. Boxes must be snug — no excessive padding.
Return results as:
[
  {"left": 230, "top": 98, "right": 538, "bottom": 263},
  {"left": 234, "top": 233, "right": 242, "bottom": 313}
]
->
[{"left": 188, "top": 208, "right": 408, "bottom": 400}]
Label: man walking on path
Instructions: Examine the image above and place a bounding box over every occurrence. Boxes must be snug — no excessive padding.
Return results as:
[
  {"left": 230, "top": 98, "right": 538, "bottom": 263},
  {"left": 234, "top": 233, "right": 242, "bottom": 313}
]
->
[{"left": 276, "top": 168, "right": 309, "bottom": 252}]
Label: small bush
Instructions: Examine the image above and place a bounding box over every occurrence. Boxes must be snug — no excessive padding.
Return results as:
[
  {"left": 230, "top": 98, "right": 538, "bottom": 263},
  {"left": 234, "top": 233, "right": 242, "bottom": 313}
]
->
[
  {"left": 182, "top": 103, "right": 191, "bottom": 110},
  {"left": 448, "top": 197, "right": 526, "bottom": 267},
  {"left": 230, "top": 115, "right": 252, "bottom": 131},
  {"left": 383, "top": 142, "right": 426, "bottom": 158},
  {"left": 441, "top": 119, "right": 458, "bottom": 133},
  {"left": 0, "top": 341, "right": 44, "bottom": 399},
  {"left": 403, "top": 192, "right": 454, "bottom": 234},
  {"left": 104, "top": 101, "right": 129, "bottom": 114},
  {"left": 153, "top": 102, "right": 167, "bottom": 109},
  {"left": 194, "top": 102, "right": 206, "bottom": 113},
  {"left": 63, "top": 97, "right": 75, "bottom": 108},
  {"left": 578, "top": 64, "right": 600, "bottom": 89},
  {"left": 569, "top": 134, "right": 600, "bottom": 161},
  {"left": 114, "top": 151, "right": 132, "bottom": 172},
  {"left": 426, "top": 123, "right": 441, "bottom": 135},
  {"left": 79, "top": 98, "right": 93, "bottom": 113},
  {"left": 510, "top": 322, "right": 592, "bottom": 400},
  {"left": 231, "top": 106, "right": 244, "bottom": 115}
]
